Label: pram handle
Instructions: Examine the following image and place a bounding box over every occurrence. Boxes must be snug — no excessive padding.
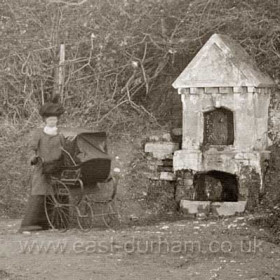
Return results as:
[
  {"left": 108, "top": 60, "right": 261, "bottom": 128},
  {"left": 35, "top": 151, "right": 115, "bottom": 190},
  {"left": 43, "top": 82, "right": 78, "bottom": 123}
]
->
[
  {"left": 60, "top": 147, "right": 77, "bottom": 166},
  {"left": 30, "top": 148, "right": 76, "bottom": 167}
]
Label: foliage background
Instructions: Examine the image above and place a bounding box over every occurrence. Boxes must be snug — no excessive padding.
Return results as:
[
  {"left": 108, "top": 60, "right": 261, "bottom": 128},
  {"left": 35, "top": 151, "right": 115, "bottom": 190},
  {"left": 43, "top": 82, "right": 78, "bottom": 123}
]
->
[{"left": 1, "top": 0, "right": 280, "bottom": 226}]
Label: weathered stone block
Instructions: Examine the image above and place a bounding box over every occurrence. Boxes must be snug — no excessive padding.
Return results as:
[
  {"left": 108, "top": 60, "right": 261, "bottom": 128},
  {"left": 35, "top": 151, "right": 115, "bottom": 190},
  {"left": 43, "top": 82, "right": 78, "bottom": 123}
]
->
[
  {"left": 197, "top": 88, "right": 205, "bottom": 94},
  {"left": 180, "top": 200, "right": 210, "bottom": 214},
  {"left": 160, "top": 172, "right": 176, "bottom": 181},
  {"left": 184, "top": 178, "right": 193, "bottom": 186},
  {"left": 239, "top": 166, "right": 261, "bottom": 210},
  {"left": 190, "top": 87, "right": 197, "bottom": 94},
  {"left": 145, "top": 142, "right": 179, "bottom": 159},
  {"left": 148, "top": 135, "right": 160, "bottom": 142},
  {"left": 178, "top": 88, "right": 190, "bottom": 95},
  {"left": 162, "top": 133, "right": 172, "bottom": 142},
  {"left": 233, "top": 86, "right": 244, "bottom": 93},
  {"left": 175, "top": 184, "right": 188, "bottom": 201},
  {"left": 171, "top": 128, "right": 182, "bottom": 136},
  {"left": 148, "top": 133, "right": 173, "bottom": 142},
  {"left": 173, "top": 150, "right": 202, "bottom": 171},
  {"left": 205, "top": 87, "right": 219, "bottom": 94},
  {"left": 147, "top": 164, "right": 157, "bottom": 171},
  {"left": 218, "top": 87, "right": 233, "bottom": 94},
  {"left": 211, "top": 201, "right": 247, "bottom": 216},
  {"left": 247, "top": 86, "right": 256, "bottom": 93},
  {"left": 171, "top": 128, "right": 182, "bottom": 144}
]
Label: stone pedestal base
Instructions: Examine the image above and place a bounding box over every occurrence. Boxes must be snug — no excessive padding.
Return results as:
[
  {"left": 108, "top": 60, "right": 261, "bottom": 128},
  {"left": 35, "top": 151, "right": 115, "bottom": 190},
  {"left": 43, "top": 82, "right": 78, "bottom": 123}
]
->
[
  {"left": 180, "top": 200, "right": 247, "bottom": 216},
  {"left": 175, "top": 170, "right": 195, "bottom": 201},
  {"left": 174, "top": 149, "right": 270, "bottom": 210}
]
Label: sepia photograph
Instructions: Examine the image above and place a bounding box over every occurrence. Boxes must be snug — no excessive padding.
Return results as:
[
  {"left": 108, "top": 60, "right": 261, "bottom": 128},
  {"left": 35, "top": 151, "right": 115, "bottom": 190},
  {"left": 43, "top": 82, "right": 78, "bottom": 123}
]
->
[{"left": 0, "top": 0, "right": 280, "bottom": 279}]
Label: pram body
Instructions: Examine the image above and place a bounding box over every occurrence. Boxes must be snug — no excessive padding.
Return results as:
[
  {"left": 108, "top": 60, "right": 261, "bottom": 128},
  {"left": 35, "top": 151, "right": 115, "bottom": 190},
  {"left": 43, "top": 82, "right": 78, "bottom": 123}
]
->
[{"left": 44, "top": 128, "right": 119, "bottom": 231}]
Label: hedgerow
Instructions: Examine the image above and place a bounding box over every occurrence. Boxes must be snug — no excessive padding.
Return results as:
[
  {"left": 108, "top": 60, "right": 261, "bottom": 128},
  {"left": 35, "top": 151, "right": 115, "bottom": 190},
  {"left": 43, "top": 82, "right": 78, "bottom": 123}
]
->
[{"left": 1, "top": 0, "right": 280, "bottom": 218}]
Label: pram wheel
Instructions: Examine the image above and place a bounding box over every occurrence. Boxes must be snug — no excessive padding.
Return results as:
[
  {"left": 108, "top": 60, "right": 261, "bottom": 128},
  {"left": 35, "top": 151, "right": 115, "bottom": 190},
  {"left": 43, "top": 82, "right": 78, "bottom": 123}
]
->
[
  {"left": 76, "top": 200, "right": 93, "bottom": 231},
  {"left": 44, "top": 180, "right": 71, "bottom": 231},
  {"left": 102, "top": 201, "right": 120, "bottom": 228}
]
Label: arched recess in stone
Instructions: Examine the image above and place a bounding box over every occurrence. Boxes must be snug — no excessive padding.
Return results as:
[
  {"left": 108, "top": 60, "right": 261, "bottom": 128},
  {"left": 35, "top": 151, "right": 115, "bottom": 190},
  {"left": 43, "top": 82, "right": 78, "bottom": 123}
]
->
[{"left": 203, "top": 107, "right": 234, "bottom": 146}]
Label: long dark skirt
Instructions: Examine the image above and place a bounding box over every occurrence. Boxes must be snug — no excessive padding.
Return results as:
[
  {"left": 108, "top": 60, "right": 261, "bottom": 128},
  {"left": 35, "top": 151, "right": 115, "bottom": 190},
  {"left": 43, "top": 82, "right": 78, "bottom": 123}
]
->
[{"left": 19, "top": 195, "right": 50, "bottom": 232}]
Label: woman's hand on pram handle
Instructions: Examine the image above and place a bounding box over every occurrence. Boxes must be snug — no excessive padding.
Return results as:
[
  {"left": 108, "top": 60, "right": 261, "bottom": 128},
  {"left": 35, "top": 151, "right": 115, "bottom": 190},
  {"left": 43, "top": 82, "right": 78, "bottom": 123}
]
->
[
  {"left": 30, "top": 155, "right": 39, "bottom": 165},
  {"left": 30, "top": 155, "right": 43, "bottom": 165}
]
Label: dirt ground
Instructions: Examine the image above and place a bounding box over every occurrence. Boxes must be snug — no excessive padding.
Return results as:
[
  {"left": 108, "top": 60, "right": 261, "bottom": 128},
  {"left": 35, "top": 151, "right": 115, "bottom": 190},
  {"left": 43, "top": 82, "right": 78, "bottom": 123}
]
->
[{"left": 0, "top": 215, "right": 280, "bottom": 280}]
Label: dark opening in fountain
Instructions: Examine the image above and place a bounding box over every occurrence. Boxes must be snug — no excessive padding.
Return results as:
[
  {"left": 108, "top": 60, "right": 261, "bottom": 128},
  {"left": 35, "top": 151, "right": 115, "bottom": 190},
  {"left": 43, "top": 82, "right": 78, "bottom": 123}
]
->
[{"left": 194, "top": 171, "right": 238, "bottom": 202}]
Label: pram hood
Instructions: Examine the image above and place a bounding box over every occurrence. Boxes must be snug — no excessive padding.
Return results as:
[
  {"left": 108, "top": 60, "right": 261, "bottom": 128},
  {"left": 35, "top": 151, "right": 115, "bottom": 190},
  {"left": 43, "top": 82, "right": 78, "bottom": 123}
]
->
[
  {"left": 60, "top": 128, "right": 111, "bottom": 183},
  {"left": 60, "top": 127, "right": 111, "bottom": 163}
]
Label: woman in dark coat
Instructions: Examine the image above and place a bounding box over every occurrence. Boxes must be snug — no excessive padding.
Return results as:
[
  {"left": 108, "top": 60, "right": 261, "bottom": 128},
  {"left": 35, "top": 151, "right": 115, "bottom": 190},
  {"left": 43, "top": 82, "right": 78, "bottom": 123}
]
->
[{"left": 18, "top": 101, "right": 65, "bottom": 232}]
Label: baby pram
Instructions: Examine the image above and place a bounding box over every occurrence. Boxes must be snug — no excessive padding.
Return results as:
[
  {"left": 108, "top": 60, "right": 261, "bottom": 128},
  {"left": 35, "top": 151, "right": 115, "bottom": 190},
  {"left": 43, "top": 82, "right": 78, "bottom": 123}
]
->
[{"left": 44, "top": 128, "right": 120, "bottom": 231}]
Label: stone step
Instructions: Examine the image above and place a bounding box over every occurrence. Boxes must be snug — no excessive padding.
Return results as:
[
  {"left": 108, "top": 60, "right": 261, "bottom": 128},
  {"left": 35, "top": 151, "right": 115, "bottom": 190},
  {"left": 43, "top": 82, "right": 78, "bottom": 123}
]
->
[
  {"left": 180, "top": 200, "right": 247, "bottom": 216},
  {"left": 145, "top": 142, "right": 179, "bottom": 160},
  {"left": 157, "top": 166, "right": 173, "bottom": 172},
  {"left": 160, "top": 172, "right": 176, "bottom": 181},
  {"left": 180, "top": 200, "right": 211, "bottom": 214},
  {"left": 211, "top": 201, "right": 247, "bottom": 216}
]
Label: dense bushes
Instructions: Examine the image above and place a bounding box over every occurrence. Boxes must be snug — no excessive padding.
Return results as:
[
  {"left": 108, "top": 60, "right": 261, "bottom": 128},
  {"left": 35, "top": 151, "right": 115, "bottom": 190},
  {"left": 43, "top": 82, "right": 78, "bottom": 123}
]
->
[
  {"left": 1, "top": 0, "right": 280, "bottom": 126},
  {"left": 1, "top": 0, "right": 280, "bottom": 217}
]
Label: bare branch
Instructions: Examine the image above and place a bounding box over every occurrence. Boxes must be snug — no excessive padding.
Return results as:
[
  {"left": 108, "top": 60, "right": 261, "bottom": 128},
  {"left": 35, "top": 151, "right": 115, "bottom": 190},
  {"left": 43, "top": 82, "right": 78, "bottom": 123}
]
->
[{"left": 47, "top": 0, "right": 88, "bottom": 6}]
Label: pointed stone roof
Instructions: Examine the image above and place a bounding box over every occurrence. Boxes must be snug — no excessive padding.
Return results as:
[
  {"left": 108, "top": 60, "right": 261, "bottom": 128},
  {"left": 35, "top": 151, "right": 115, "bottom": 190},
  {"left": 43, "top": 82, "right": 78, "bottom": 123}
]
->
[{"left": 172, "top": 34, "right": 275, "bottom": 89}]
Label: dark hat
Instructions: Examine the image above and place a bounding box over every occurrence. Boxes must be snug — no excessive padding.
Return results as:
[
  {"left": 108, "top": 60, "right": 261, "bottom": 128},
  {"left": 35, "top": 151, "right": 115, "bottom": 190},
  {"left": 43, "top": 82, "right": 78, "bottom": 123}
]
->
[{"left": 39, "top": 102, "right": 64, "bottom": 117}]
